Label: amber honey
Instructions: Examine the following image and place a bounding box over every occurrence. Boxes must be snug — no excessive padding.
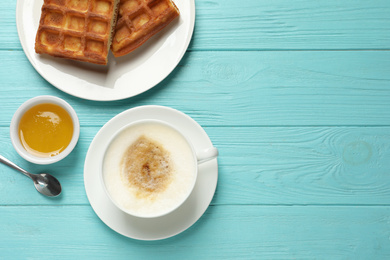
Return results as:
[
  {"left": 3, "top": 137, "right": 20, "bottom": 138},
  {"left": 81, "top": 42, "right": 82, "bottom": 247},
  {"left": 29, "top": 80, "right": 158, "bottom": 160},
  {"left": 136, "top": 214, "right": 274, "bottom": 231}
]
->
[{"left": 18, "top": 103, "right": 73, "bottom": 158}]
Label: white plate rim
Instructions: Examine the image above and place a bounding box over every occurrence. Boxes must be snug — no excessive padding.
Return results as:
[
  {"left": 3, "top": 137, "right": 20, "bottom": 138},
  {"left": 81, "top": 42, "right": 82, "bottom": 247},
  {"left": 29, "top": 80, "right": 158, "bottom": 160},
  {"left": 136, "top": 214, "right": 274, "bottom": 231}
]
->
[
  {"left": 83, "top": 105, "right": 218, "bottom": 240},
  {"left": 16, "top": 0, "right": 195, "bottom": 101}
]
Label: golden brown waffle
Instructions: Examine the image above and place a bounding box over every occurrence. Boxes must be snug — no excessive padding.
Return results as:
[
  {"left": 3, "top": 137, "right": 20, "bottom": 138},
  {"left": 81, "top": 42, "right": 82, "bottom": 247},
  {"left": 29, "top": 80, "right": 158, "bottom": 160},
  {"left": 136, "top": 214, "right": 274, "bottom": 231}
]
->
[
  {"left": 111, "top": 0, "right": 179, "bottom": 57},
  {"left": 35, "top": 0, "right": 120, "bottom": 65}
]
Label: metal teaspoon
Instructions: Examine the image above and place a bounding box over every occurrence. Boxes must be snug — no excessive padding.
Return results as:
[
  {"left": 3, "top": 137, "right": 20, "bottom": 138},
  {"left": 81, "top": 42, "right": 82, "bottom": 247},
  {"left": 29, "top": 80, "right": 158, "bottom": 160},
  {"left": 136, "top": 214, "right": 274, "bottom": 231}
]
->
[{"left": 0, "top": 155, "right": 62, "bottom": 197}]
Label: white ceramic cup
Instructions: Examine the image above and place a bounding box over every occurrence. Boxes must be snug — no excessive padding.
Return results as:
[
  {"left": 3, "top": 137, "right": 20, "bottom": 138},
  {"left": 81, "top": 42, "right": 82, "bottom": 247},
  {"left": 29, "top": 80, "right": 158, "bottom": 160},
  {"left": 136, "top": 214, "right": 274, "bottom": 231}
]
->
[
  {"left": 100, "top": 119, "right": 218, "bottom": 218},
  {"left": 10, "top": 95, "right": 80, "bottom": 165}
]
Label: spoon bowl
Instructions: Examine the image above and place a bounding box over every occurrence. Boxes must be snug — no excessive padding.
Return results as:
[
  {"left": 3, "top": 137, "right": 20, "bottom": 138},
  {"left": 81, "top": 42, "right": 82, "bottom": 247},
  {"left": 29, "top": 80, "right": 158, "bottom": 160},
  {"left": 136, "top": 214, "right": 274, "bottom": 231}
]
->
[
  {"left": 0, "top": 155, "right": 62, "bottom": 197},
  {"left": 31, "top": 173, "right": 62, "bottom": 197}
]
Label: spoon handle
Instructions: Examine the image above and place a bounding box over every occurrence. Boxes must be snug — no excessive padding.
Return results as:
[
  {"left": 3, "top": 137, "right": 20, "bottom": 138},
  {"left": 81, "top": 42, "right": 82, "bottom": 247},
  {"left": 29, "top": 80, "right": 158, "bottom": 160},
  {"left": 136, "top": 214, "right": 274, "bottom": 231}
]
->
[{"left": 0, "top": 155, "right": 32, "bottom": 179}]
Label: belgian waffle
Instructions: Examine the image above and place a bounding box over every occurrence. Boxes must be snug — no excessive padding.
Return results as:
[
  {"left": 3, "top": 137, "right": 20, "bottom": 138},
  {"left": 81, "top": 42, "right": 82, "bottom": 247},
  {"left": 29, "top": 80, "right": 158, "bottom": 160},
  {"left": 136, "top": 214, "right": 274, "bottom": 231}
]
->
[
  {"left": 111, "top": 0, "right": 180, "bottom": 57},
  {"left": 35, "top": 0, "right": 120, "bottom": 65}
]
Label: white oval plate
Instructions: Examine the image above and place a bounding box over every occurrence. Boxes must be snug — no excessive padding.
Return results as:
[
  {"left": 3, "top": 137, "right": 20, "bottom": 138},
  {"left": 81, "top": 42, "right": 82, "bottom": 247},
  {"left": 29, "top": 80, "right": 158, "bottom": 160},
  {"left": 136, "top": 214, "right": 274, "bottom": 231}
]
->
[
  {"left": 16, "top": 0, "right": 195, "bottom": 101},
  {"left": 84, "top": 106, "right": 218, "bottom": 240}
]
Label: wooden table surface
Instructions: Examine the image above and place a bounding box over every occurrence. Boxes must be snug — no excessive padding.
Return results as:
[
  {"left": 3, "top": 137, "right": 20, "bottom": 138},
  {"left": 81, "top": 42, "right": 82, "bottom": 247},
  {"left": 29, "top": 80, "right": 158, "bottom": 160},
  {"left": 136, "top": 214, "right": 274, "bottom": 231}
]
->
[{"left": 1, "top": 0, "right": 390, "bottom": 258}]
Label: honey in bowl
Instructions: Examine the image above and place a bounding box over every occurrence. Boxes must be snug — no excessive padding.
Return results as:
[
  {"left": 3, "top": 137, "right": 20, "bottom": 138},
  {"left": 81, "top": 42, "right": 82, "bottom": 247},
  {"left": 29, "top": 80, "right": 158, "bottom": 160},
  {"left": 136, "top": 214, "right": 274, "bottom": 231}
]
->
[{"left": 18, "top": 103, "right": 73, "bottom": 158}]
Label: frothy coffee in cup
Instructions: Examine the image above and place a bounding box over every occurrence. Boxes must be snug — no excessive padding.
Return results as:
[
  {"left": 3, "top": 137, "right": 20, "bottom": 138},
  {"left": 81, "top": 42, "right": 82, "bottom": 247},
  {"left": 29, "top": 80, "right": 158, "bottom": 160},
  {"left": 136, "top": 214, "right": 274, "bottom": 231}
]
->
[{"left": 103, "top": 121, "right": 196, "bottom": 217}]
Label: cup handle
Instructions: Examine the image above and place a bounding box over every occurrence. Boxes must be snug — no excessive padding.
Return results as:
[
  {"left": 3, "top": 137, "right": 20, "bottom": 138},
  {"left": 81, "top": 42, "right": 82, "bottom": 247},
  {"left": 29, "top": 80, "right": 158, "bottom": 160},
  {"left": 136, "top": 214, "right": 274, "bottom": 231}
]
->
[{"left": 197, "top": 147, "right": 219, "bottom": 164}]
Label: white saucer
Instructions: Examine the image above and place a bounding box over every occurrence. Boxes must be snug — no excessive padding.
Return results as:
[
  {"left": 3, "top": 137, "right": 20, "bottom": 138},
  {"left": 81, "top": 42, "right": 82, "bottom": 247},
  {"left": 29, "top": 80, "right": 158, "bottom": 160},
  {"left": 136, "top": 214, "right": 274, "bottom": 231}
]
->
[
  {"left": 84, "top": 106, "right": 218, "bottom": 240},
  {"left": 16, "top": 0, "right": 195, "bottom": 101}
]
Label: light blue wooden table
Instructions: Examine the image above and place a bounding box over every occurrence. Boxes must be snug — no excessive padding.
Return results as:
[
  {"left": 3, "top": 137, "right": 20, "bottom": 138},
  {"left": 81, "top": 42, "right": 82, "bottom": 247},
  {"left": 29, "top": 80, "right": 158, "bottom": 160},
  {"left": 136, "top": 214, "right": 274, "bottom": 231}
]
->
[{"left": 1, "top": 0, "right": 390, "bottom": 258}]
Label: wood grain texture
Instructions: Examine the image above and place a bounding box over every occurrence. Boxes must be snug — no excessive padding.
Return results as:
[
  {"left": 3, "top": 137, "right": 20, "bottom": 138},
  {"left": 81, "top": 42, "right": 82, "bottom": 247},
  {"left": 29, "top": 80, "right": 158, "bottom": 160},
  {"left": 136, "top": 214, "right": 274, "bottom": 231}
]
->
[
  {"left": 0, "top": 205, "right": 390, "bottom": 259},
  {"left": 214, "top": 126, "right": 390, "bottom": 205},
  {"left": 2, "top": 126, "right": 390, "bottom": 206},
  {"left": 1, "top": 0, "right": 390, "bottom": 257},
  {"left": 1, "top": 50, "right": 390, "bottom": 126},
  {"left": 2, "top": 0, "right": 390, "bottom": 50},
  {"left": 0, "top": 0, "right": 19, "bottom": 50},
  {"left": 193, "top": 0, "right": 390, "bottom": 50}
]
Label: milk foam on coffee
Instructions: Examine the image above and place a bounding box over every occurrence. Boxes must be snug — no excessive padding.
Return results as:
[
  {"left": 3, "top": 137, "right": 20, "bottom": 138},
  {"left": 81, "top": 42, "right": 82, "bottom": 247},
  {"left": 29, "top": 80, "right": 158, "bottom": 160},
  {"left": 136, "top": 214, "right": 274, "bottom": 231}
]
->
[{"left": 103, "top": 122, "right": 196, "bottom": 217}]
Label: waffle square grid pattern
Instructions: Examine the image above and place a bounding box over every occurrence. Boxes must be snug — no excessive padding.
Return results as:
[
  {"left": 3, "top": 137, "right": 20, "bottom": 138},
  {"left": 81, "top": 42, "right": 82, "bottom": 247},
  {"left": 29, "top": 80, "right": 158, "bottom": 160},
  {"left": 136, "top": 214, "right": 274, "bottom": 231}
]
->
[
  {"left": 35, "top": 0, "right": 119, "bottom": 65},
  {"left": 111, "top": 0, "right": 179, "bottom": 57}
]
